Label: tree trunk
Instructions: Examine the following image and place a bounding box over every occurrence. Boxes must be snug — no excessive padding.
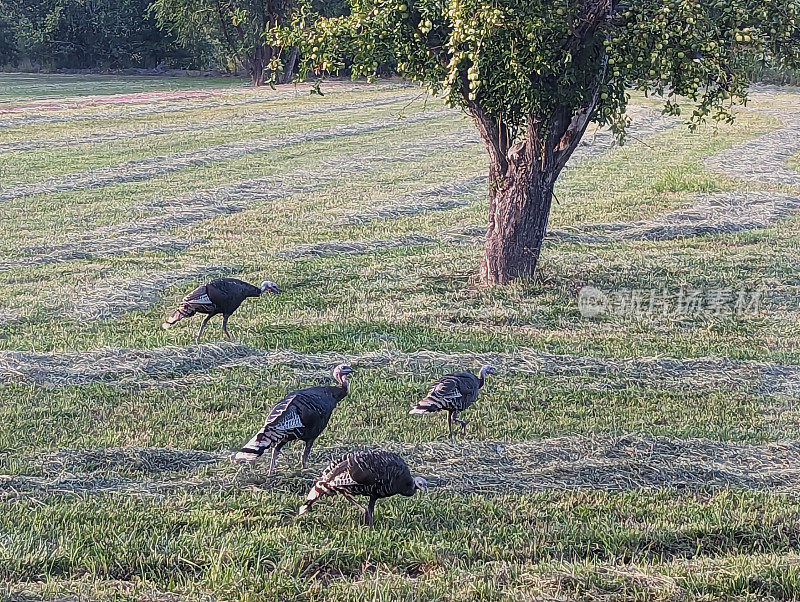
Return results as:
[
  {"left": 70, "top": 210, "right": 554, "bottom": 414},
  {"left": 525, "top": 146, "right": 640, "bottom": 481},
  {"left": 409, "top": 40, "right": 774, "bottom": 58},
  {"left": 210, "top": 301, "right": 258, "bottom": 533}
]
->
[
  {"left": 249, "top": 56, "right": 265, "bottom": 86},
  {"left": 281, "top": 47, "right": 298, "bottom": 84},
  {"left": 471, "top": 101, "right": 599, "bottom": 286},
  {"left": 480, "top": 164, "right": 554, "bottom": 285}
]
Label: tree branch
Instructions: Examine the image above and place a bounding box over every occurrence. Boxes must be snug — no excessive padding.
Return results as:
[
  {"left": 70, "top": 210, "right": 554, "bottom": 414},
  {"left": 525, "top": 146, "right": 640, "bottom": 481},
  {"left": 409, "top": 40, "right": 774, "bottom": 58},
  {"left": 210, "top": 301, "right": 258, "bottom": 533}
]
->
[{"left": 467, "top": 99, "right": 508, "bottom": 178}]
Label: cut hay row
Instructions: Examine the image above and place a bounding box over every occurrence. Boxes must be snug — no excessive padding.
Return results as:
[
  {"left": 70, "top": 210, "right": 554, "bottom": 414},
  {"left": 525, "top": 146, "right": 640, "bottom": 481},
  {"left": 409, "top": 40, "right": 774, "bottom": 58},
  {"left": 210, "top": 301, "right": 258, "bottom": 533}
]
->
[
  {"left": 0, "top": 309, "right": 25, "bottom": 327},
  {"left": 277, "top": 235, "right": 437, "bottom": 259},
  {"left": 0, "top": 82, "right": 412, "bottom": 128},
  {"left": 565, "top": 107, "right": 679, "bottom": 167},
  {"left": 0, "top": 234, "right": 196, "bottom": 271},
  {"left": 285, "top": 189, "right": 800, "bottom": 256},
  {"left": 709, "top": 110, "right": 800, "bottom": 187},
  {"left": 4, "top": 435, "right": 800, "bottom": 497},
  {"left": 0, "top": 343, "right": 797, "bottom": 397},
  {"left": 548, "top": 192, "right": 800, "bottom": 243},
  {"left": 0, "top": 108, "right": 454, "bottom": 202},
  {"left": 331, "top": 108, "right": 677, "bottom": 227},
  {"left": 1, "top": 130, "right": 478, "bottom": 271},
  {"left": 64, "top": 266, "right": 235, "bottom": 320},
  {"left": 0, "top": 87, "right": 226, "bottom": 114},
  {"left": 0, "top": 94, "right": 422, "bottom": 155},
  {"left": 334, "top": 174, "right": 486, "bottom": 225}
]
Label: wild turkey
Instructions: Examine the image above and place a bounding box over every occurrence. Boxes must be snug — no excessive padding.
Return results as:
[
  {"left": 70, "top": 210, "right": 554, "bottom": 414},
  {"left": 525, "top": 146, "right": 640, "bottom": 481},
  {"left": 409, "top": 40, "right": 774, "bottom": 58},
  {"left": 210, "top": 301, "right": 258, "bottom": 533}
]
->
[
  {"left": 234, "top": 364, "right": 354, "bottom": 474},
  {"left": 409, "top": 365, "right": 495, "bottom": 436},
  {"left": 162, "top": 278, "right": 280, "bottom": 342},
  {"left": 298, "top": 449, "right": 427, "bottom": 527}
]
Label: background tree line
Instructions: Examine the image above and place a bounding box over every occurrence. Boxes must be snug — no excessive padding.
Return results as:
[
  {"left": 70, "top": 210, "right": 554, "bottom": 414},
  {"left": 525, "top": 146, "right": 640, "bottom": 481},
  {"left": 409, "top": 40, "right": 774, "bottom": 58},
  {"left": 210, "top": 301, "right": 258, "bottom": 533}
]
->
[
  {"left": 0, "top": 0, "right": 346, "bottom": 81},
  {"left": 1, "top": 0, "right": 797, "bottom": 88}
]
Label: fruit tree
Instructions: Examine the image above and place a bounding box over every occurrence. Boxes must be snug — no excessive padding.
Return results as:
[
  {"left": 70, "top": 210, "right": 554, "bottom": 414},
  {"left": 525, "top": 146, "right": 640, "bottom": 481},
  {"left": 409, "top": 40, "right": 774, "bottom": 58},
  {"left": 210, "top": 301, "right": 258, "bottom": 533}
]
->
[{"left": 282, "top": 0, "right": 800, "bottom": 284}]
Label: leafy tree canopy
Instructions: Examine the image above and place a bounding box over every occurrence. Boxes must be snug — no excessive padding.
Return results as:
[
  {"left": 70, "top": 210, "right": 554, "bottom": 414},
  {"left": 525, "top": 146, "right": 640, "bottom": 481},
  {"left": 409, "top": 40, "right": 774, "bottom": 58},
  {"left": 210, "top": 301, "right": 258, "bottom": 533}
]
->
[
  {"left": 153, "top": 0, "right": 298, "bottom": 84},
  {"left": 280, "top": 0, "right": 800, "bottom": 285},
  {"left": 284, "top": 0, "right": 800, "bottom": 136}
]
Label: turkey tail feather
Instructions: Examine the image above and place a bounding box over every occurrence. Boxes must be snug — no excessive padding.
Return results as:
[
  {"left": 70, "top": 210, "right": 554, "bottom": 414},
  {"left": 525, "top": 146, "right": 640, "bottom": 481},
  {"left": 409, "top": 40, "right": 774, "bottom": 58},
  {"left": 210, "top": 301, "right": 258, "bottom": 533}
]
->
[
  {"left": 233, "top": 431, "right": 271, "bottom": 462},
  {"left": 298, "top": 481, "right": 332, "bottom": 515},
  {"left": 162, "top": 306, "right": 195, "bottom": 329},
  {"left": 409, "top": 397, "right": 444, "bottom": 414}
]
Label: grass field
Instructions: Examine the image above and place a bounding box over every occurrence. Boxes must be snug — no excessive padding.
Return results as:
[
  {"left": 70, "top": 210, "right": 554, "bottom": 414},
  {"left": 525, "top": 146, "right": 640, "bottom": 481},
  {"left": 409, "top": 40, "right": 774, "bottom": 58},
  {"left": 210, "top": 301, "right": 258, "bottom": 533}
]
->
[{"left": 1, "top": 72, "right": 800, "bottom": 601}]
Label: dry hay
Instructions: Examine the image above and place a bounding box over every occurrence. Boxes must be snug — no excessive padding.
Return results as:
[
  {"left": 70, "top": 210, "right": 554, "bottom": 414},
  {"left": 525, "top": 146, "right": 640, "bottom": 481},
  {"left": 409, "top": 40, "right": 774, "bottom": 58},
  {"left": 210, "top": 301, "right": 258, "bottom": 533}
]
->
[
  {"left": 3, "top": 435, "right": 800, "bottom": 498},
  {"left": 566, "top": 106, "right": 679, "bottom": 167},
  {"left": 65, "top": 265, "right": 235, "bottom": 320},
  {"left": 0, "top": 108, "right": 454, "bottom": 202},
  {"left": 709, "top": 110, "right": 800, "bottom": 188},
  {"left": 548, "top": 191, "right": 800, "bottom": 243},
  {"left": 399, "top": 435, "right": 800, "bottom": 494},
  {"left": 277, "top": 235, "right": 436, "bottom": 259},
  {"left": 0, "top": 82, "right": 412, "bottom": 128},
  {"left": 442, "top": 191, "right": 800, "bottom": 247},
  {"left": 335, "top": 174, "right": 486, "bottom": 225},
  {"left": 0, "top": 234, "right": 197, "bottom": 271},
  {"left": 278, "top": 184, "right": 800, "bottom": 254},
  {"left": 2, "top": 129, "right": 477, "bottom": 270},
  {"left": 33, "top": 446, "right": 221, "bottom": 476},
  {"left": 0, "top": 88, "right": 226, "bottom": 114},
  {"left": 0, "top": 93, "right": 421, "bottom": 156},
  {"left": 331, "top": 108, "right": 678, "bottom": 227},
  {"left": 0, "top": 344, "right": 797, "bottom": 398},
  {"left": 0, "top": 308, "right": 25, "bottom": 327}
]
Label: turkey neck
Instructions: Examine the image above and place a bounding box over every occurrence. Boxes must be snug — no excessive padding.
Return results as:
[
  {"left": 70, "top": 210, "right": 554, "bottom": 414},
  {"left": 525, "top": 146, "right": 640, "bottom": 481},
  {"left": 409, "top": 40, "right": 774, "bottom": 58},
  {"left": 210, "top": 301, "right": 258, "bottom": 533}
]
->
[{"left": 334, "top": 375, "right": 350, "bottom": 396}]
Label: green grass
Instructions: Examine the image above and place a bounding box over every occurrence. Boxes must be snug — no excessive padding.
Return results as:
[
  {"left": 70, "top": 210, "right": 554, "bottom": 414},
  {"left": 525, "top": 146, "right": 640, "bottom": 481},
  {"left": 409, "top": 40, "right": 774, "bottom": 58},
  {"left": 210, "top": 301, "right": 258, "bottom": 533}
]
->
[
  {"left": 0, "top": 73, "right": 246, "bottom": 103},
  {"left": 1, "top": 75, "right": 799, "bottom": 600}
]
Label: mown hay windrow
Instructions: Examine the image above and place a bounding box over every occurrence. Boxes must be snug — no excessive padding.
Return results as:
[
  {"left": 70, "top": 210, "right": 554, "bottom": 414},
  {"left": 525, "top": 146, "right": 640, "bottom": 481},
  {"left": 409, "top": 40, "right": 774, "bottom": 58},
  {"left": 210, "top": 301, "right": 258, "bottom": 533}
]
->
[
  {"left": 0, "top": 234, "right": 197, "bottom": 270},
  {"left": 709, "top": 110, "right": 800, "bottom": 187},
  {"left": 332, "top": 108, "right": 678, "bottom": 227},
  {"left": 549, "top": 191, "right": 800, "bottom": 243},
  {"left": 280, "top": 186, "right": 800, "bottom": 254},
  {"left": 3, "top": 130, "right": 477, "bottom": 270},
  {"left": 0, "top": 343, "right": 797, "bottom": 397},
  {"left": 65, "top": 265, "right": 235, "bottom": 320},
  {"left": 0, "top": 82, "right": 411, "bottom": 128},
  {"left": 566, "top": 107, "right": 679, "bottom": 167},
  {"left": 0, "top": 309, "right": 25, "bottom": 327},
  {"left": 0, "top": 94, "right": 421, "bottom": 155},
  {"left": 334, "top": 174, "right": 486, "bottom": 225},
  {"left": 0, "top": 108, "right": 455, "bottom": 202},
  {"left": 4, "top": 435, "right": 800, "bottom": 498},
  {"left": 277, "top": 235, "right": 437, "bottom": 259}
]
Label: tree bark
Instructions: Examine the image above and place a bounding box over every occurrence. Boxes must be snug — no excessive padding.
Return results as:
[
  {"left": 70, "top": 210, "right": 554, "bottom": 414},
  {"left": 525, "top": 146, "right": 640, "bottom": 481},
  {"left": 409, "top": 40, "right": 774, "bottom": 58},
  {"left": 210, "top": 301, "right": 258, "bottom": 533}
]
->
[
  {"left": 471, "top": 69, "right": 604, "bottom": 285},
  {"left": 480, "top": 166, "right": 554, "bottom": 285},
  {"left": 281, "top": 46, "right": 298, "bottom": 84},
  {"left": 248, "top": 54, "right": 265, "bottom": 86}
]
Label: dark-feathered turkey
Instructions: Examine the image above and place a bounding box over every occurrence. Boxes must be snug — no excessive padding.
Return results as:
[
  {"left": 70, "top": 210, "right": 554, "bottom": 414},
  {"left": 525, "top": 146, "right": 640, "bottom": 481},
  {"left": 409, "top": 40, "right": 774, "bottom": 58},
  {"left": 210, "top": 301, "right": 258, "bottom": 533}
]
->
[
  {"left": 298, "top": 449, "right": 427, "bottom": 526},
  {"left": 234, "top": 364, "right": 354, "bottom": 474},
  {"left": 409, "top": 365, "right": 495, "bottom": 436},
  {"left": 162, "top": 277, "right": 280, "bottom": 342}
]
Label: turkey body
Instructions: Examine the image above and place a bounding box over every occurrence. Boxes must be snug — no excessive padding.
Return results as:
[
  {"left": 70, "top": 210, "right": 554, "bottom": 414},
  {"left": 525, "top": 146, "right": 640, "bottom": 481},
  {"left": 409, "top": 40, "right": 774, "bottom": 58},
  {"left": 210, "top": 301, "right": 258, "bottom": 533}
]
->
[
  {"left": 298, "top": 449, "right": 427, "bottom": 526},
  {"left": 163, "top": 278, "right": 275, "bottom": 342},
  {"left": 234, "top": 365, "right": 353, "bottom": 474},
  {"left": 409, "top": 366, "right": 494, "bottom": 436}
]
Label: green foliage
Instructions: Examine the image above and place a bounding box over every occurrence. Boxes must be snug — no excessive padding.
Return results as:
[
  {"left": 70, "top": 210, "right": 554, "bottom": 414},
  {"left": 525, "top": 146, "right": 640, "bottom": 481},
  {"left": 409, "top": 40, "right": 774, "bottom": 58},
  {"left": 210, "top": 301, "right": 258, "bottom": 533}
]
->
[
  {"left": 152, "top": 0, "right": 304, "bottom": 84},
  {"left": 283, "top": 0, "right": 800, "bottom": 137},
  {"left": 0, "top": 0, "right": 210, "bottom": 70}
]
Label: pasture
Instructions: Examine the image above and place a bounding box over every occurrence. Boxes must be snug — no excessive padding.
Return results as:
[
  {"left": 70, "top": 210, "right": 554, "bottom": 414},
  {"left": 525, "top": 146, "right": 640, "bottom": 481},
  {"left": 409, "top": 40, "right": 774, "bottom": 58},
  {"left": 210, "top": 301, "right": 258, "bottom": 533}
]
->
[{"left": 1, "top": 73, "right": 800, "bottom": 600}]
